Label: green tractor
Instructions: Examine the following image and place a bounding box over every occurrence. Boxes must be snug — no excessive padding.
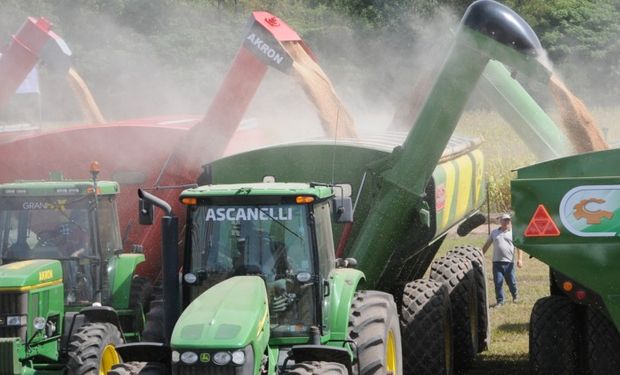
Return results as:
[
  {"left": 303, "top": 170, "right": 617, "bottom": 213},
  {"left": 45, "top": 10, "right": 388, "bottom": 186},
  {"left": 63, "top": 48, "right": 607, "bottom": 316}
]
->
[
  {"left": 111, "top": 1, "right": 569, "bottom": 374},
  {"left": 512, "top": 149, "right": 620, "bottom": 374},
  {"left": 0, "top": 166, "right": 151, "bottom": 375}
]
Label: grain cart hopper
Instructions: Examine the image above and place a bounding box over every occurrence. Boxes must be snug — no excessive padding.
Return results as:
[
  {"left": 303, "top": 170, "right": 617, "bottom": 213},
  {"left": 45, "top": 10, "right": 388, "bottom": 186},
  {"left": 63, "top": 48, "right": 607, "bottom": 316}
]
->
[
  {"left": 0, "top": 11, "right": 354, "bottom": 283},
  {"left": 511, "top": 149, "right": 620, "bottom": 374},
  {"left": 0, "top": 165, "right": 152, "bottom": 375},
  {"left": 110, "top": 2, "right": 559, "bottom": 374}
]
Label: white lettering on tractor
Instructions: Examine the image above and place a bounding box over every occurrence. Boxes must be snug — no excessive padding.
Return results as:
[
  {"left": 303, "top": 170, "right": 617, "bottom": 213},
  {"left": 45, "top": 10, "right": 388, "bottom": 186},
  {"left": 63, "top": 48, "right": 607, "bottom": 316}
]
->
[
  {"left": 206, "top": 207, "right": 293, "bottom": 222},
  {"left": 246, "top": 33, "right": 285, "bottom": 65},
  {"left": 22, "top": 201, "right": 48, "bottom": 210}
]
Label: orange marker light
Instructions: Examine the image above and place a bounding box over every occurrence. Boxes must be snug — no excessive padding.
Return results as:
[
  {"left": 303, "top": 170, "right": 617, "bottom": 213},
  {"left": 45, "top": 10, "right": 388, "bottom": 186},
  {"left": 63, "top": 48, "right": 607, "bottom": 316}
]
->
[
  {"left": 86, "top": 187, "right": 101, "bottom": 194},
  {"left": 296, "top": 196, "right": 314, "bottom": 204},
  {"left": 90, "top": 161, "right": 100, "bottom": 174},
  {"left": 182, "top": 197, "right": 197, "bottom": 205},
  {"left": 562, "top": 281, "right": 574, "bottom": 292}
]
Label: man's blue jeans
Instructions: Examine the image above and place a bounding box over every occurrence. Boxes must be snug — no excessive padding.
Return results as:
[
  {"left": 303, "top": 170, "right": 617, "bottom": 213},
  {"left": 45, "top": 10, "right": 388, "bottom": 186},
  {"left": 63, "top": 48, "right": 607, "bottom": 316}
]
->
[{"left": 492, "top": 261, "right": 518, "bottom": 304}]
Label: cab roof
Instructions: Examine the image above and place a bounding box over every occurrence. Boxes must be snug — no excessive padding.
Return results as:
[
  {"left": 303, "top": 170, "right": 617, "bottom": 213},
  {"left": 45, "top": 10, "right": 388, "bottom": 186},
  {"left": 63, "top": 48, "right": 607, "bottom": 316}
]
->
[
  {"left": 180, "top": 182, "right": 334, "bottom": 200},
  {"left": 0, "top": 180, "right": 120, "bottom": 196}
]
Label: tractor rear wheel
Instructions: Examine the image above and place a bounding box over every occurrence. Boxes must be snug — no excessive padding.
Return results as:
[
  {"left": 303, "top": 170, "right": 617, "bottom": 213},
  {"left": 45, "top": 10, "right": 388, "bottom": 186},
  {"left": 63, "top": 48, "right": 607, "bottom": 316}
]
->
[
  {"left": 285, "top": 361, "right": 347, "bottom": 375},
  {"left": 400, "top": 278, "right": 453, "bottom": 375},
  {"left": 348, "top": 290, "right": 403, "bottom": 375},
  {"left": 529, "top": 296, "right": 579, "bottom": 374},
  {"left": 67, "top": 322, "right": 123, "bottom": 375},
  {"left": 586, "top": 305, "right": 620, "bottom": 374},
  {"left": 430, "top": 254, "right": 478, "bottom": 370},
  {"left": 446, "top": 245, "right": 490, "bottom": 352}
]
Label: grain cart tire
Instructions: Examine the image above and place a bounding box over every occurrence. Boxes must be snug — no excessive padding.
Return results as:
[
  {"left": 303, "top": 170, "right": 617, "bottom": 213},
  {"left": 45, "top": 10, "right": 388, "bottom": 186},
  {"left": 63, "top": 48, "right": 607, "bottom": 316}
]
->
[
  {"left": 400, "top": 278, "right": 453, "bottom": 375},
  {"left": 430, "top": 255, "right": 478, "bottom": 370},
  {"left": 285, "top": 361, "right": 348, "bottom": 375},
  {"left": 586, "top": 306, "right": 620, "bottom": 374},
  {"left": 141, "top": 300, "right": 165, "bottom": 343},
  {"left": 129, "top": 276, "right": 153, "bottom": 312},
  {"left": 67, "top": 322, "right": 123, "bottom": 375},
  {"left": 348, "top": 290, "right": 403, "bottom": 375},
  {"left": 446, "top": 245, "right": 490, "bottom": 352},
  {"left": 108, "top": 362, "right": 165, "bottom": 375},
  {"left": 529, "top": 296, "right": 578, "bottom": 374}
]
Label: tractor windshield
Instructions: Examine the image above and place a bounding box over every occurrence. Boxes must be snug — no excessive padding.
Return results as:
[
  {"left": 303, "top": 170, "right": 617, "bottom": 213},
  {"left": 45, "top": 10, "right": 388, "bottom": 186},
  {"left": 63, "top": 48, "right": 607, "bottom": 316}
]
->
[
  {"left": 0, "top": 195, "right": 122, "bottom": 304},
  {"left": 188, "top": 204, "right": 318, "bottom": 337}
]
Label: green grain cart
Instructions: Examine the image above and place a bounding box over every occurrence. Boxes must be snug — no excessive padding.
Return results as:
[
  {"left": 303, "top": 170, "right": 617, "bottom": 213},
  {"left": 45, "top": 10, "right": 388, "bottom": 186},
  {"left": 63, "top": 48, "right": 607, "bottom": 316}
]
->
[
  {"left": 512, "top": 149, "right": 620, "bottom": 374},
  {"left": 0, "top": 168, "right": 151, "bottom": 375},
  {"left": 112, "top": 1, "right": 567, "bottom": 374}
]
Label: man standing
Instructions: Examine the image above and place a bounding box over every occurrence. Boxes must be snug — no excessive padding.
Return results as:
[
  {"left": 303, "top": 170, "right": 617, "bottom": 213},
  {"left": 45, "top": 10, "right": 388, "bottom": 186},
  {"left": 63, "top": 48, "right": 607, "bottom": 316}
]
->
[{"left": 482, "top": 213, "right": 523, "bottom": 307}]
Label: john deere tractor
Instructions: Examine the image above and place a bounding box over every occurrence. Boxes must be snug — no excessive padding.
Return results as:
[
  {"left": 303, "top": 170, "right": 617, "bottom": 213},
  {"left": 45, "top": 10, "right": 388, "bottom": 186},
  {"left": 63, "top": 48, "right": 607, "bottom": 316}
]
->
[{"left": 0, "top": 166, "right": 151, "bottom": 375}]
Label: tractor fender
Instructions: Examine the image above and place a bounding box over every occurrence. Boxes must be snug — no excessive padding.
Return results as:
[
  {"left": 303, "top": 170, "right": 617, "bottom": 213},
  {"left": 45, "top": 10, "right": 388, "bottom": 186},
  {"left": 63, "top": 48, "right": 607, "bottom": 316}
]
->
[
  {"left": 79, "top": 306, "right": 124, "bottom": 335},
  {"left": 108, "top": 253, "right": 146, "bottom": 309},
  {"left": 328, "top": 268, "right": 365, "bottom": 341}
]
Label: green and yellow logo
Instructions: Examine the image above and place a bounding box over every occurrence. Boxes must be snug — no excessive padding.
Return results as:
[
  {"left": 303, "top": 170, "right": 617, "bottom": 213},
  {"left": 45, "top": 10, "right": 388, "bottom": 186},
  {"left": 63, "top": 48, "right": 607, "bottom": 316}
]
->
[
  {"left": 39, "top": 269, "right": 54, "bottom": 281},
  {"left": 200, "top": 353, "right": 211, "bottom": 363}
]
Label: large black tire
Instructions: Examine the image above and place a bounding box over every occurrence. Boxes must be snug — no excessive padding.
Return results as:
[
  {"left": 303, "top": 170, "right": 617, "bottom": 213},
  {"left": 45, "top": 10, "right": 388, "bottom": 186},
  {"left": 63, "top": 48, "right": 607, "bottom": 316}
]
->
[
  {"left": 348, "top": 290, "right": 403, "bottom": 375},
  {"left": 586, "top": 306, "right": 620, "bottom": 374},
  {"left": 108, "top": 362, "right": 165, "bottom": 375},
  {"left": 285, "top": 361, "right": 348, "bottom": 375},
  {"left": 430, "top": 254, "right": 478, "bottom": 370},
  {"left": 400, "top": 278, "right": 453, "bottom": 375},
  {"left": 67, "top": 322, "right": 123, "bottom": 375},
  {"left": 529, "top": 296, "right": 579, "bottom": 375},
  {"left": 446, "top": 245, "right": 490, "bottom": 352},
  {"left": 141, "top": 299, "right": 165, "bottom": 343}
]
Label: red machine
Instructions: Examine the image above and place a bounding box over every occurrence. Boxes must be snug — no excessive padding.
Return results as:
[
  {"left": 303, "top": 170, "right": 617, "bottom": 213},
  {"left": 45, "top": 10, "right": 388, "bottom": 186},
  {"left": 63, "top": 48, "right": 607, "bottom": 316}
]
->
[{"left": 0, "top": 12, "right": 350, "bottom": 279}]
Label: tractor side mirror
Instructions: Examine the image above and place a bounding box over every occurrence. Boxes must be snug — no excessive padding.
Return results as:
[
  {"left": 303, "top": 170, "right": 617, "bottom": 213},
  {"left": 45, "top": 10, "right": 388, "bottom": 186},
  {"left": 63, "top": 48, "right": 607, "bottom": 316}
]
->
[
  {"left": 332, "top": 196, "right": 353, "bottom": 223},
  {"left": 139, "top": 198, "right": 154, "bottom": 225}
]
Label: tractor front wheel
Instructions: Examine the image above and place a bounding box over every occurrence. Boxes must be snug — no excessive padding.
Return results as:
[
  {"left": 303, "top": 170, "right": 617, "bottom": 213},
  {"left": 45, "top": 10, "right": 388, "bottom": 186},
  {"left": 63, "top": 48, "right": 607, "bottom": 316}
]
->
[
  {"left": 348, "top": 290, "right": 403, "bottom": 375},
  {"left": 67, "top": 322, "right": 123, "bottom": 375}
]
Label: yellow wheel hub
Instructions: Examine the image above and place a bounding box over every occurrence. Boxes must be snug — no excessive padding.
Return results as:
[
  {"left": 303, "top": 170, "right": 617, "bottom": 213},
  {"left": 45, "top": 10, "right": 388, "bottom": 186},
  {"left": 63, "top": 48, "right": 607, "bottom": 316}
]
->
[
  {"left": 99, "top": 344, "right": 121, "bottom": 375},
  {"left": 386, "top": 330, "right": 398, "bottom": 375}
]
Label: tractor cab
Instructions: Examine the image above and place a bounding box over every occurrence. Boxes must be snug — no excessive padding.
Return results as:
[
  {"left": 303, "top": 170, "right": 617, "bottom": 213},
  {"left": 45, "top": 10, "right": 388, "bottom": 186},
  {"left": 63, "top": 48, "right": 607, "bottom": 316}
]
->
[
  {"left": 0, "top": 175, "right": 123, "bottom": 305},
  {"left": 179, "top": 182, "right": 352, "bottom": 339}
]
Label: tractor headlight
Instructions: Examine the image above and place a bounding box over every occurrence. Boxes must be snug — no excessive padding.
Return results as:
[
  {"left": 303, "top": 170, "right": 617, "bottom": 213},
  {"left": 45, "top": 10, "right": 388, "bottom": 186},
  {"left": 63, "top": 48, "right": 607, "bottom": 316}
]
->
[
  {"left": 231, "top": 350, "right": 246, "bottom": 365},
  {"left": 6, "top": 316, "right": 24, "bottom": 326},
  {"left": 33, "top": 317, "right": 46, "bottom": 330},
  {"left": 180, "top": 351, "right": 198, "bottom": 364},
  {"left": 213, "top": 351, "right": 232, "bottom": 365},
  {"left": 171, "top": 351, "right": 180, "bottom": 363}
]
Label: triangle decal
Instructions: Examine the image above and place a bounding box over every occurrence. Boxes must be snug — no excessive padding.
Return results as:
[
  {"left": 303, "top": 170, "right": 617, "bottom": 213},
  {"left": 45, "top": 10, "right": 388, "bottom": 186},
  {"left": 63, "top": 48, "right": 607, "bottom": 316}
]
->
[{"left": 524, "top": 205, "right": 561, "bottom": 237}]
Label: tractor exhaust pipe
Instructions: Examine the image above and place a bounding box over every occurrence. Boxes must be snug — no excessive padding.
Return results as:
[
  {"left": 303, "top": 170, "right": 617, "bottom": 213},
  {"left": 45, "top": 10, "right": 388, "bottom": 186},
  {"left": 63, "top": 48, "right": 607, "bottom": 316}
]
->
[{"left": 138, "top": 189, "right": 179, "bottom": 344}]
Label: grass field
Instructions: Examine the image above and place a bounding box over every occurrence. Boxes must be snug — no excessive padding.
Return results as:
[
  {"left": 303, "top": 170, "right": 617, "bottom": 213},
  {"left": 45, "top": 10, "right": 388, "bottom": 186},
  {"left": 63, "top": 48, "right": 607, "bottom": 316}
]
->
[{"left": 435, "top": 233, "right": 550, "bottom": 375}]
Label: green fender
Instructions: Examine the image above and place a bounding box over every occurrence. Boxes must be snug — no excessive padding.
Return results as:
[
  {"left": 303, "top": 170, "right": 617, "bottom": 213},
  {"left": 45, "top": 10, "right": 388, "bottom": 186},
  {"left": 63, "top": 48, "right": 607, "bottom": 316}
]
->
[
  {"left": 328, "top": 268, "right": 365, "bottom": 341},
  {"left": 108, "top": 253, "right": 145, "bottom": 309},
  {"left": 171, "top": 276, "right": 270, "bottom": 373}
]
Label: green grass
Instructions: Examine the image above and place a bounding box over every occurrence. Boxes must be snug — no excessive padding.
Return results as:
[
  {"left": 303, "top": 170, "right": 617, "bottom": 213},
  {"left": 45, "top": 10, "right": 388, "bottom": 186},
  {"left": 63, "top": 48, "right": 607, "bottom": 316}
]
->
[{"left": 435, "top": 233, "right": 550, "bottom": 375}]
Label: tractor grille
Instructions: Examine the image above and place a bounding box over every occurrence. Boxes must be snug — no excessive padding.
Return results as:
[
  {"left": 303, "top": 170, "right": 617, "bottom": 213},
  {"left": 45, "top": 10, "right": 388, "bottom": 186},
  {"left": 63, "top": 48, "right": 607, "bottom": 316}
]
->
[
  {"left": 0, "top": 292, "right": 28, "bottom": 341},
  {"left": 174, "top": 365, "right": 235, "bottom": 375}
]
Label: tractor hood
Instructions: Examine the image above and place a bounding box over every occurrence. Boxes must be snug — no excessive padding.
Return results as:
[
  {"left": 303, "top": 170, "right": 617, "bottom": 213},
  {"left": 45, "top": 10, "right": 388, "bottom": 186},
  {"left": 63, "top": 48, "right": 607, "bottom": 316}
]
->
[
  {"left": 0, "top": 259, "right": 62, "bottom": 290},
  {"left": 171, "top": 276, "right": 269, "bottom": 349}
]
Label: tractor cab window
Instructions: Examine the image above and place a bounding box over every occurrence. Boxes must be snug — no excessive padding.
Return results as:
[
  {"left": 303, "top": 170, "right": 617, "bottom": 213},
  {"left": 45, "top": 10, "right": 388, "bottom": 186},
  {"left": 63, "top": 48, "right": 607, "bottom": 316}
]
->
[
  {"left": 0, "top": 195, "right": 120, "bottom": 305},
  {"left": 188, "top": 204, "right": 317, "bottom": 337}
]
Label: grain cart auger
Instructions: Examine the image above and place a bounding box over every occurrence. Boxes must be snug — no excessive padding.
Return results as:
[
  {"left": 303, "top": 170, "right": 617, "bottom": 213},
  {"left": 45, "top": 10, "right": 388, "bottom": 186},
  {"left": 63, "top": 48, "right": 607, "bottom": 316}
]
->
[
  {"left": 108, "top": 2, "right": 556, "bottom": 374},
  {"left": 511, "top": 150, "right": 620, "bottom": 374},
  {"left": 0, "top": 164, "right": 152, "bottom": 375}
]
